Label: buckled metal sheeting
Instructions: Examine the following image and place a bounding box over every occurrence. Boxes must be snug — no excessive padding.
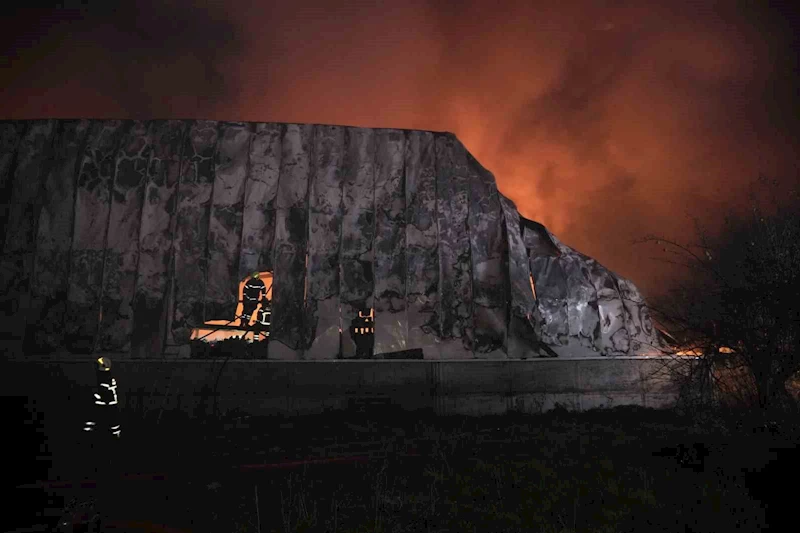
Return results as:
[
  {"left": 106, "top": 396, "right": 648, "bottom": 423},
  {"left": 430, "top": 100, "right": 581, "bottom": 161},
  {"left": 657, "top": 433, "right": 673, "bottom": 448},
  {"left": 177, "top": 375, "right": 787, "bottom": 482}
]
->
[
  {"left": 525, "top": 226, "right": 662, "bottom": 356},
  {"left": 0, "top": 120, "right": 660, "bottom": 358}
]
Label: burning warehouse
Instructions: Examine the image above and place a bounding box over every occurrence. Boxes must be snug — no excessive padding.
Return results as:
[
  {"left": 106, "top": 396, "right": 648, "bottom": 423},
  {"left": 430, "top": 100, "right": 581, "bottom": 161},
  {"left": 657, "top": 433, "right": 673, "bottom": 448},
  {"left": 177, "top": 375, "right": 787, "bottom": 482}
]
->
[{"left": 0, "top": 119, "right": 662, "bottom": 359}]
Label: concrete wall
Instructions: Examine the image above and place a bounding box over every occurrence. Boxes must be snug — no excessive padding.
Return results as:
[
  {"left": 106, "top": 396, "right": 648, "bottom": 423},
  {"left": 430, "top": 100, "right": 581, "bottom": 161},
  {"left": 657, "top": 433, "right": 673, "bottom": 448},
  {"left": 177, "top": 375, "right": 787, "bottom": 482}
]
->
[{"left": 1, "top": 356, "right": 685, "bottom": 419}]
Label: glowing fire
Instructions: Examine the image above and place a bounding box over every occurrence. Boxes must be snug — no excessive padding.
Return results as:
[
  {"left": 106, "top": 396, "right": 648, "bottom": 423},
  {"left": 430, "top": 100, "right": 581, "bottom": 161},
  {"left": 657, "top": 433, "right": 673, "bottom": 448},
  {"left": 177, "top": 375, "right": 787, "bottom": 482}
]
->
[
  {"left": 674, "top": 346, "right": 735, "bottom": 356},
  {"left": 190, "top": 271, "right": 273, "bottom": 343}
]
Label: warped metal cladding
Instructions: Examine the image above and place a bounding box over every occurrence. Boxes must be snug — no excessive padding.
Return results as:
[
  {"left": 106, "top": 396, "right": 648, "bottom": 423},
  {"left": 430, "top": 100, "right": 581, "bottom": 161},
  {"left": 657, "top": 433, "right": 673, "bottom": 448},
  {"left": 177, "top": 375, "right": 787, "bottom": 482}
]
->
[
  {"left": 0, "top": 119, "right": 661, "bottom": 359},
  {"left": 523, "top": 222, "right": 662, "bottom": 357}
]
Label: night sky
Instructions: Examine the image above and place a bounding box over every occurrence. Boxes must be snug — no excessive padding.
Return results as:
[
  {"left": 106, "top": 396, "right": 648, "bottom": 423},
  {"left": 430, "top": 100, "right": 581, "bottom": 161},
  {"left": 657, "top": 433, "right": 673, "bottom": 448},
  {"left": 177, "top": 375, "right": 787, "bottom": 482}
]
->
[{"left": 2, "top": 0, "right": 798, "bottom": 299}]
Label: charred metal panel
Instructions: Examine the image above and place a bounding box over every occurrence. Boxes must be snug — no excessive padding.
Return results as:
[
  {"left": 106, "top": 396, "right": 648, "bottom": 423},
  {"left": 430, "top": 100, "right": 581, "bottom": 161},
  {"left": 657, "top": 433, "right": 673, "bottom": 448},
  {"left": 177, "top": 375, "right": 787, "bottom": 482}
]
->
[
  {"left": 205, "top": 122, "right": 251, "bottom": 322},
  {"left": 589, "top": 261, "right": 630, "bottom": 355},
  {"left": 541, "top": 233, "right": 602, "bottom": 356},
  {"left": 29, "top": 121, "right": 90, "bottom": 351},
  {"left": 340, "top": 127, "right": 376, "bottom": 358},
  {"left": 617, "top": 276, "right": 659, "bottom": 354},
  {"left": 0, "top": 122, "right": 27, "bottom": 247},
  {"left": 0, "top": 122, "right": 51, "bottom": 257},
  {"left": 171, "top": 120, "right": 219, "bottom": 344},
  {"left": 239, "top": 123, "right": 281, "bottom": 278},
  {"left": 539, "top": 231, "right": 654, "bottom": 357},
  {"left": 530, "top": 257, "right": 568, "bottom": 300},
  {"left": 305, "top": 125, "right": 344, "bottom": 359},
  {"left": 467, "top": 153, "right": 506, "bottom": 356},
  {"left": 0, "top": 120, "right": 55, "bottom": 349},
  {"left": 97, "top": 120, "right": 152, "bottom": 352},
  {"left": 520, "top": 218, "right": 561, "bottom": 258},
  {"left": 271, "top": 124, "right": 313, "bottom": 356},
  {"left": 499, "top": 193, "right": 539, "bottom": 358},
  {"left": 0, "top": 122, "right": 25, "bottom": 187},
  {"left": 66, "top": 120, "right": 128, "bottom": 353},
  {"left": 561, "top": 253, "right": 601, "bottom": 352},
  {"left": 498, "top": 194, "right": 535, "bottom": 321},
  {"left": 562, "top": 255, "right": 600, "bottom": 350},
  {"left": 133, "top": 120, "right": 187, "bottom": 357},
  {"left": 0, "top": 121, "right": 27, "bottom": 345},
  {"left": 435, "top": 134, "right": 473, "bottom": 358},
  {"left": 523, "top": 216, "right": 568, "bottom": 349},
  {"left": 373, "top": 129, "right": 407, "bottom": 355},
  {"left": 530, "top": 256, "right": 569, "bottom": 347},
  {"left": 404, "top": 130, "right": 440, "bottom": 357}
]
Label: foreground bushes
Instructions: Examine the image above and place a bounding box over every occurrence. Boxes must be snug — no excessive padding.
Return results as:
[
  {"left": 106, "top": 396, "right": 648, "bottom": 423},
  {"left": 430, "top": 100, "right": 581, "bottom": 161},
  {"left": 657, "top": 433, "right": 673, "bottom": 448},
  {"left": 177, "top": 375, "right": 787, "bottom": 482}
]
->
[{"left": 36, "top": 404, "right": 797, "bottom": 533}]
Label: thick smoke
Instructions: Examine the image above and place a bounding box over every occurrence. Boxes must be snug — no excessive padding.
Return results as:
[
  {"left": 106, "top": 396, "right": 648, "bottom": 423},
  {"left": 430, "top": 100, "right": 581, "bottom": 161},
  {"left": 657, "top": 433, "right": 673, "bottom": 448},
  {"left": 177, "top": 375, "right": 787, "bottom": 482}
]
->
[
  {"left": 2, "top": 0, "right": 798, "bottom": 298},
  {"left": 1, "top": 1, "right": 243, "bottom": 117}
]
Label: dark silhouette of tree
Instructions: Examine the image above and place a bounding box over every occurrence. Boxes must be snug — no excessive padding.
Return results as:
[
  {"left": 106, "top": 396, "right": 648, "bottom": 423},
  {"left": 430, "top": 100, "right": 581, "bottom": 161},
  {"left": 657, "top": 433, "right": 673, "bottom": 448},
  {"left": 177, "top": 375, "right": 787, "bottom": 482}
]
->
[{"left": 641, "top": 176, "right": 800, "bottom": 415}]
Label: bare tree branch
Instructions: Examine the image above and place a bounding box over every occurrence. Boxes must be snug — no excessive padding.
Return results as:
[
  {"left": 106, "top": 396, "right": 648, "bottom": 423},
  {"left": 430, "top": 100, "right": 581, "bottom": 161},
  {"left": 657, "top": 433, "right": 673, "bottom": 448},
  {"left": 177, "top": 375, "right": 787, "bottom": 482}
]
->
[{"left": 638, "top": 177, "right": 800, "bottom": 416}]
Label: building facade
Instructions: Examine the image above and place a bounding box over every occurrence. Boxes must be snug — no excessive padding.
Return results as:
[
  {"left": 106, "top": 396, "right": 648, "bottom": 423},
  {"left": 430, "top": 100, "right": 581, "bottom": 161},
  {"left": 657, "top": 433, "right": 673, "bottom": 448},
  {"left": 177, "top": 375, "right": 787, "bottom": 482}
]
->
[{"left": 0, "top": 119, "right": 661, "bottom": 359}]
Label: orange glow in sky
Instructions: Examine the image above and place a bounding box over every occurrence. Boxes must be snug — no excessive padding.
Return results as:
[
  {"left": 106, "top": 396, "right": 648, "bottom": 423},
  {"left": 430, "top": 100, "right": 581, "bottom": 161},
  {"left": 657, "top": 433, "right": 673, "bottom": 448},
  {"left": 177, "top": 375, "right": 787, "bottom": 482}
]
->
[{"left": 3, "top": 1, "right": 798, "bottom": 299}]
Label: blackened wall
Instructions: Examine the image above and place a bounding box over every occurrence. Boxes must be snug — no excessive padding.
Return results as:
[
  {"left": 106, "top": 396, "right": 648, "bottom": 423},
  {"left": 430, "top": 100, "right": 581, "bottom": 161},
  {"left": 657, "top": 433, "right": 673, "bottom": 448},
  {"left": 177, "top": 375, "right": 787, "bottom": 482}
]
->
[
  {"left": 0, "top": 120, "right": 540, "bottom": 359},
  {"left": 0, "top": 119, "right": 661, "bottom": 359}
]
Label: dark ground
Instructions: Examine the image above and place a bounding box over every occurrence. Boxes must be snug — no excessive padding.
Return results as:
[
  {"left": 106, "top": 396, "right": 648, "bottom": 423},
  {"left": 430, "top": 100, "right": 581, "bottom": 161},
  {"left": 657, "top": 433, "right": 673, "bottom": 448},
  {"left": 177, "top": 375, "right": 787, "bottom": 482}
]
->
[{"left": 7, "top": 398, "right": 799, "bottom": 533}]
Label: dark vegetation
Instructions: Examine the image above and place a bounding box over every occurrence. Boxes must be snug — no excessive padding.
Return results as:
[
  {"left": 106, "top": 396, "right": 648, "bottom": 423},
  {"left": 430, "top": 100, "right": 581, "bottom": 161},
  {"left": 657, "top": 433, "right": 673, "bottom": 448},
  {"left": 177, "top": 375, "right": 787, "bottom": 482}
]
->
[
  {"left": 11, "top": 400, "right": 800, "bottom": 533},
  {"left": 642, "top": 176, "right": 800, "bottom": 417}
]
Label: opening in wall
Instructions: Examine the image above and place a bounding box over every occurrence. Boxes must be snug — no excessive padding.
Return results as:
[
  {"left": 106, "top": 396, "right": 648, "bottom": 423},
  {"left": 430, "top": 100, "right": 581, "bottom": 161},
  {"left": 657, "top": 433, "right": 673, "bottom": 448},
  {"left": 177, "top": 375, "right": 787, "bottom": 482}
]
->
[
  {"left": 190, "top": 271, "right": 273, "bottom": 343},
  {"left": 349, "top": 307, "right": 374, "bottom": 358}
]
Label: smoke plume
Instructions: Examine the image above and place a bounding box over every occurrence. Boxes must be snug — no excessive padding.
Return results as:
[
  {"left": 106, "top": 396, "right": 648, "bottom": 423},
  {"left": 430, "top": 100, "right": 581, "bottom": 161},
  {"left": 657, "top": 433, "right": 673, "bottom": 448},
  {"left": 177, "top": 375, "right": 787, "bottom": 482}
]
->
[{"left": 3, "top": 0, "right": 798, "bottom": 298}]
